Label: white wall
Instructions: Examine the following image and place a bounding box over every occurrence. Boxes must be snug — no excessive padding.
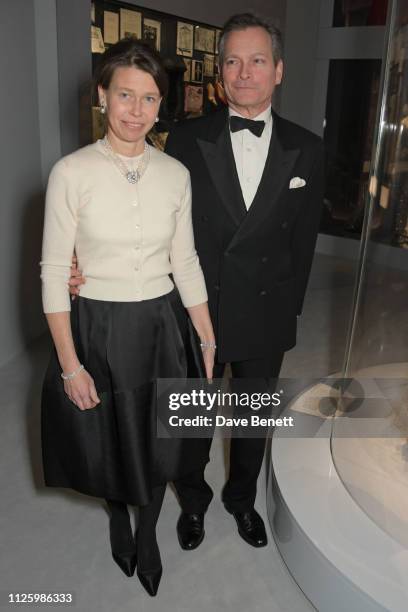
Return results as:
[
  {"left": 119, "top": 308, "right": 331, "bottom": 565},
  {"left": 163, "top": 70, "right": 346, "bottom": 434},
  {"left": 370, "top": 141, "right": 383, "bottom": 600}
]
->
[
  {"left": 0, "top": 0, "right": 57, "bottom": 368},
  {"left": 279, "top": 0, "right": 322, "bottom": 132},
  {"left": 56, "top": 0, "right": 92, "bottom": 155}
]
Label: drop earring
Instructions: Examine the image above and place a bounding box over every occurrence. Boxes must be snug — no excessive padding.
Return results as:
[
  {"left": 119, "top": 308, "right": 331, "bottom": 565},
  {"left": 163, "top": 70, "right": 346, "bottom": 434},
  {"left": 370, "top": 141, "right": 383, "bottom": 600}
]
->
[
  {"left": 155, "top": 117, "right": 159, "bottom": 123},
  {"left": 100, "top": 101, "right": 106, "bottom": 114}
]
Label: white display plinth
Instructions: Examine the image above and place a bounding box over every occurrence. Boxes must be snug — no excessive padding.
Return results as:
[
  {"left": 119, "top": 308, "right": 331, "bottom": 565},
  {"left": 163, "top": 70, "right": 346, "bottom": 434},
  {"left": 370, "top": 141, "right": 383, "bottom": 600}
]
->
[{"left": 267, "top": 383, "right": 408, "bottom": 612}]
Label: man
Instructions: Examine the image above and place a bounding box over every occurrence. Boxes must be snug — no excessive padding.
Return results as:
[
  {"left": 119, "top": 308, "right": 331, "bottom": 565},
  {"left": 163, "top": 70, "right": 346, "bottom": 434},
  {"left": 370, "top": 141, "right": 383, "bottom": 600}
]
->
[
  {"left": 165, "top": 13, "right": 324, "bottom": 550},
  {"left": 70, "top": 12, "right": 324, "bottom": 551}
]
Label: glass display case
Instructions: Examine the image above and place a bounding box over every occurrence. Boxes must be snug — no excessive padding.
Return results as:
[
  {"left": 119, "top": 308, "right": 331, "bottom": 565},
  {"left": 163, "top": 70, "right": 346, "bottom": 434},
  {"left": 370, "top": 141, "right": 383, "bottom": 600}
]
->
[
  {"left": 268, "top": 3, "right": 408, "bottom": 609},
  {"left": 332, "top": 0, "right": 408, "bottom": 547}
]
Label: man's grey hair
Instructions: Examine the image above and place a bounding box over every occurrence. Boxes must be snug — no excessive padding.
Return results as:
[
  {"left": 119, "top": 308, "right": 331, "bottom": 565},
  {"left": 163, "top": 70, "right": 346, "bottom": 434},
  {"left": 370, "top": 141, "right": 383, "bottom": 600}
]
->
[{"left": 218, "top": 13, "right": 283, "bottom": 67}]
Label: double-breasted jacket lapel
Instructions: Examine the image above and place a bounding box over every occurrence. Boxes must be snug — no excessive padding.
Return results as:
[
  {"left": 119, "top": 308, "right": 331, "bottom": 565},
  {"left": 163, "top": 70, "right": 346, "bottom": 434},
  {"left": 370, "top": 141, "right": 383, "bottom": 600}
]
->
[
  {"left": 197, "top": 108, "right": 247, "bottom": 227},
  {"left": 196, "top": 107, "right": 300, "bottom": 248}
]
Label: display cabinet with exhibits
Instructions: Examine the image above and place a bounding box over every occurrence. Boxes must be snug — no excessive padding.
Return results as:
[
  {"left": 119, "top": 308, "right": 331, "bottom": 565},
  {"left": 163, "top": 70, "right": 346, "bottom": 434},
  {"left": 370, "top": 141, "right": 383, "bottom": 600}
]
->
[{"left": 87, "top": 0, "right": 225, "bottom": 147}]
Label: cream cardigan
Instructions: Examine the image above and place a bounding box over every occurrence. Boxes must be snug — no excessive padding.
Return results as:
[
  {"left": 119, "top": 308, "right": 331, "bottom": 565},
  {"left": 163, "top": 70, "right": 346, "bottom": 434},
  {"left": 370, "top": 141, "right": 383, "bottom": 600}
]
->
[{"left": 40, "top": 140, "right": 208, "bottom": 313}]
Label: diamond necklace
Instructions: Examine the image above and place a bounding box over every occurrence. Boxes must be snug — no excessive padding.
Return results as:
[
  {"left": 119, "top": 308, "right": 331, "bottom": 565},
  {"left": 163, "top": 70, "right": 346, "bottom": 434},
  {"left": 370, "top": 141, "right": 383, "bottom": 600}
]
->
[{"left": 102, "top": 136, "right": 150, "bottom": 184}]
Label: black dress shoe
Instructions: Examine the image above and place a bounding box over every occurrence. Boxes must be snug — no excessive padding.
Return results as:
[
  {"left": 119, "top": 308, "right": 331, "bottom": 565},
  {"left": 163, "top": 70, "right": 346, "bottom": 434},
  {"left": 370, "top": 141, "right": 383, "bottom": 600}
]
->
[
  {"left": 224, "top": 505, "right": 268, "bottom": 548},
  {"left": 176, "top": 513, "right": 205, "bottom": 550}
]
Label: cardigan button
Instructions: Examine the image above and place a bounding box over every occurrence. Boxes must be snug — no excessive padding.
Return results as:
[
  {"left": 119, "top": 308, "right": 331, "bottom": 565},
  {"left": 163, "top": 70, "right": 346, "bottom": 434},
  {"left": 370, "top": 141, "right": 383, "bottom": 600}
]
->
[
  {"left": 281, "top": 221, "right": 288, "bottom": 229},
  {"left": 214, "top": 284, "right": 220, "bottom": 291},
  {"left": 261, "top": 256, "right": 268, "bottom": 263},
  {"left": 259, "top": 290, "right": 267, "bottom": 296},
  {"left": 201, "top": 215, "right": 209, "bottom": 222}
]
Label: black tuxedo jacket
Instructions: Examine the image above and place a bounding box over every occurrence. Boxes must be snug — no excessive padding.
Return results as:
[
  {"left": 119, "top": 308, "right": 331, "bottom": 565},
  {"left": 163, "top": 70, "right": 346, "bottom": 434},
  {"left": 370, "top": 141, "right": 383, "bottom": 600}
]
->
[{"left": 165, "top": 107, "right": 324, "bottom": 363}]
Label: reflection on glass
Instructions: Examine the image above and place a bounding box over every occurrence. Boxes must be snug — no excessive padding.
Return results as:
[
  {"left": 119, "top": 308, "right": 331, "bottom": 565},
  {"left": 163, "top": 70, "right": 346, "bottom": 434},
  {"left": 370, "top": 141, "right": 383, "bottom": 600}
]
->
[
  {"left": 322, "top": 60, "right": 382, "bottom": 238},
  {"left": 345, "top": 1, "right": 408, "bottom": 372},
  {"left": 372, "top": 31, "right": 408, "bottom": 247},
  {"left": 333, "top": 0, "right": 389, "bottom": 27},
  {"left": 332, "top": 0, "right": 408, "bottom": 547}
]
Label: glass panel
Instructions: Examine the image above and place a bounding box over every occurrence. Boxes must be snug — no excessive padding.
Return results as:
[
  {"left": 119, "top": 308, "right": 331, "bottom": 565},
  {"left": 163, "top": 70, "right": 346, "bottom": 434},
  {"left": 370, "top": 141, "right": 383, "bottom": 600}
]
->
[
  {"left": 333, "top": 0, "right": 389, "bottom": 27},
  {"left": 322, "top": 59, "right": 382, "bottom": 238},
  {"left": 332, "top": 0, "right": 408, "bottom": 546}
]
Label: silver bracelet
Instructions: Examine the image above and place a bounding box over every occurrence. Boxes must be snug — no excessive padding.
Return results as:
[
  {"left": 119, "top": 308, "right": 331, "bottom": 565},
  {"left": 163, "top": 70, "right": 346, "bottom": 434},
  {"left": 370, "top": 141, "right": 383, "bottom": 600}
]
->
[
  {"left": 61, "top": 364, "right": 84, "bottom": 380},
  {"left": 200, "top": 341, "right": 217, "bottom": 350}
]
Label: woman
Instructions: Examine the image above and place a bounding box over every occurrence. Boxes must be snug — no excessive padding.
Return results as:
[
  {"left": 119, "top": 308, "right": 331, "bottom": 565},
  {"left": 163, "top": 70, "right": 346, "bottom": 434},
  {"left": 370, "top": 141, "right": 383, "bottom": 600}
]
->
[{"left": 40, "top": 38, "right": 215, "bottom": 597}]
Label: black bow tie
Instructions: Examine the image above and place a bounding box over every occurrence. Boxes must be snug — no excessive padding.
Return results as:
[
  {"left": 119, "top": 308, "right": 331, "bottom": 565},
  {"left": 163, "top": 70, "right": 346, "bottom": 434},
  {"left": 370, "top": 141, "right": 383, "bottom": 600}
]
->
[{"left": 230, "top": 115, "right": 265, "bottom": 137}]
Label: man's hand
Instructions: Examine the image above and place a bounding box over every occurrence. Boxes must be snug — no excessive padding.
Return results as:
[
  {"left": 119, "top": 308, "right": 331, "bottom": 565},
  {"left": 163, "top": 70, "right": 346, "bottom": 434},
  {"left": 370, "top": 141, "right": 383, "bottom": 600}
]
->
[{"left": 69, "top": 255, "right": 85, "bottom": 298}]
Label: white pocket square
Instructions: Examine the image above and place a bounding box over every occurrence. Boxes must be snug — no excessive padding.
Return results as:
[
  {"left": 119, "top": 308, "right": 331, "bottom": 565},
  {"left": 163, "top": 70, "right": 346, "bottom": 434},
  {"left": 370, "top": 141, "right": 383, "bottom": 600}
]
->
[{"left": 289, "top": 177, "right": 306, "bottom": 189}]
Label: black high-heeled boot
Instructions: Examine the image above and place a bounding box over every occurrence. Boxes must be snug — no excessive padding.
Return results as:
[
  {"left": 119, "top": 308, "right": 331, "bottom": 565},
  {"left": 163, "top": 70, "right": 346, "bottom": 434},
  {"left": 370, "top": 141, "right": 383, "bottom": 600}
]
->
[
  {"left": 136, "top": 485, "right": 166, "bottom": 596},
  {"left": 106, "top": 499, "right": 137, "bottom": 577}
]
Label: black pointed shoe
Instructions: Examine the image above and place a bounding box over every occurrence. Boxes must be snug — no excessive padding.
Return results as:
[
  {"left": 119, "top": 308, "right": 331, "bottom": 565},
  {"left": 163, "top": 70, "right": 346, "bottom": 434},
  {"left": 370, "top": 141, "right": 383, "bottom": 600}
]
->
[
  {"left": 112, "top": 551, "right": 137, "bottom": 578},
  {"left": 176, "top": 513, "right": 205, "bottom": 550},
  {"left": 135, "top": 531, "right": 162, "bottom": 596},
  {"left": 137, "top": 566, "right": 162, "bottom": 597},
  {"left": 106, "top": 500, "right": 137, "bottom": 577},
  {"left": 225, "top": 506, "right": 268, "bottom": 548}
]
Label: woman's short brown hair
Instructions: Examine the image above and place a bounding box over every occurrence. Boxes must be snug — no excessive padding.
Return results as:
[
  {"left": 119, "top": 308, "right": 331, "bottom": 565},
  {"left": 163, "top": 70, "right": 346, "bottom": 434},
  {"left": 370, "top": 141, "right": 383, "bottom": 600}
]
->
[{"left": 94, "top": 37, "right": 168, "bottom": 101}]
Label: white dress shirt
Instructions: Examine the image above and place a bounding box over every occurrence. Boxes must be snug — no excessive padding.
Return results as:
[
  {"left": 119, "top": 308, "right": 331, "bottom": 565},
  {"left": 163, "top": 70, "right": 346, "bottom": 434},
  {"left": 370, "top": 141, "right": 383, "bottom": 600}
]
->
[{"left": 229, "top": 105, "right": 273, "bottom": 209}]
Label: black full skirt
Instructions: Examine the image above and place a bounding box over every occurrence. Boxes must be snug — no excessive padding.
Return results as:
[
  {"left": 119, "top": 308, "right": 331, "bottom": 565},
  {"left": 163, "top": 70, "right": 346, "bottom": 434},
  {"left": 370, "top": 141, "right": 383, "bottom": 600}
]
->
[{"left": 41, "top": 289, "right": 209, "bottom": 506}]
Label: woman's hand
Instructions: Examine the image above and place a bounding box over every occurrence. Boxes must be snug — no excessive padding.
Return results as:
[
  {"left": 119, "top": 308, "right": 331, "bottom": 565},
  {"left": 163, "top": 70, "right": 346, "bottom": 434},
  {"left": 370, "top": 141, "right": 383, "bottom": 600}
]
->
[
  {"left": 63, "top": 368, "right": 100, "bottom": 410},
  {"left": 201, "top": 346, "right": 215, "bottom": 381},
  {"left": 45, "top": 313, "right": 98, "bottom": 410}
]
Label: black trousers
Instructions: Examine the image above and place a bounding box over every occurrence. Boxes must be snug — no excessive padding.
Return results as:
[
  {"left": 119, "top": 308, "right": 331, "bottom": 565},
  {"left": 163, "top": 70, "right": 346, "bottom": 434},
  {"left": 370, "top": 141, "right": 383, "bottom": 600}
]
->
[{"left": 173, "top": 352, "right": 284, "bottom": 513}]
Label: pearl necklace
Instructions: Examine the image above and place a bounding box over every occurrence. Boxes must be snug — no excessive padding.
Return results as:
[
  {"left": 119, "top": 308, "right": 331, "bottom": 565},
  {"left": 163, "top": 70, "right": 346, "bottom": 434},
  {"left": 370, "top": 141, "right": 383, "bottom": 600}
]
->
[{"left": 102, "top": 136, "right": 150, "bottom": 184}]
